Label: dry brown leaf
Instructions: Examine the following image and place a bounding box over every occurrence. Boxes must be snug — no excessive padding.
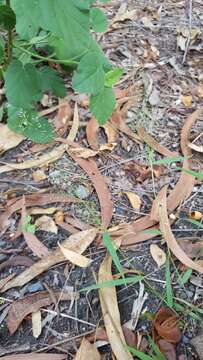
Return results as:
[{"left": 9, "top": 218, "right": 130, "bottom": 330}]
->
[
  {"left": 86, "top": 118, "right": 117, "bottom": 150},
  {"left": 150, "top": 244, "right": 166, "bottom": 267},
  {"left": 156, "top": 186, "right": 203, "bottom": 273},
  {"left": 181, "top": 95, "right": 193, "bottom": 107},
  {"left": 191, "top": 330, "right": 203, "bottom": 359},
  {"left": 53, "top": 98, "right": 72, "bottom": 136},
  {"left": 86, "top": 118, "right": 100, "bottom": 150},
  {"left": 157, "top": 340, "right": 176, "bottom": 360},
  {"left": 1, "top": 228, "right": 97, "bottom": 292},
  {"left": 154, "top": 307, "right": 181, "bottom": 343},
  {"left": 68, "top": 150, "right": 113, "bottom": 228},
  {"left": 65, "top": 215, "right": 91, "bottom": 231},
  {"left": 0, "top": 192, "right": 79, "bottom": 232},
  {"left": 28, "top": 207, "right": 58, "bottom": 216},
  {"left": 111, "top": 7, "right": 137, "bottom": 26},
  {"left": 0, "top": 143, "right": 67, "bottom": 175},
  {"left": 70, "top": 147, "right": 98, "bottom": 158},
  {"left": 111, "top": 111, "right": 141, "bottom": 144},
  {"left": 21, "top": 196, "right": 49, "bottom": 258},
  {"left": 70, "top": 143, "right": 116, "bottom": 159},
  {"left": 75, "top": 338, "right": 101, "bottom": 360},
  {"left": 32, "top": 310, "right": 42, "bottom": 338},
  {"left": 188, "top": 142, "right": 203, "bottom": 153},
  {"left": 58, "top": 242, "right": 92, "bottom": 267},
  {"left": 7, "top": 290, "right": 78, "bottom": 334},
  {"left": 167, "top": 159, "right": 195, "bottom": 214},
  {"left": 67, "top": 102, "right": 79, "bottom": 141},
  {"left": 180, "top": 108, "right": 203, "bottom": 157},
  {"left": 138, "top": 127, "right": 178, "bottom": 157},
  {"left": 177, "top": 238, "right": 203, "bottom": 258},
  {"left": 0, "top": 124, "right": 25, "bottom": 154},
  {"left": 124, "top": 192, "right": 141, "bottom": 211},
  {"left": 99, "top": 254, "right": 133, "bottom": 360},
  {"left": 35, "top": 215, "right": 58, "bottom": 234},
  {"left": 0, "top": 256, "right": 34, "bottom": 272},
  {"left": 54, "top": 210, "right": 65, "bottom": 223},
  {"left": 32, "top": 169, "right": 47, "bottom": 182},
  {"left": 0, "top": 274, "right": 16, "bottom": 290},
  {"left": 0, "top": 355, "right": 66, "bottom": 360}
]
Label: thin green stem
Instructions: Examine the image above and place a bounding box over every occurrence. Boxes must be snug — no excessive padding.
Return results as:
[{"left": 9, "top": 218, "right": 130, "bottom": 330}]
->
[
  {"left": 13, "top": 43, "right": 79, "bottom": 66},
  {"left": 6, "top": 0, "right": 13, "bottom": 65}
]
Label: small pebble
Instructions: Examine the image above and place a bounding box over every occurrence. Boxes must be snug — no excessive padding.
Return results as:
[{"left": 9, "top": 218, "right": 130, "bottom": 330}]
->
[
  {"left": 27, "top": 282, "right": 44, "bottom": 293},
  {"left": 75, "top": 185, "right": 90, "bottom": 199}
]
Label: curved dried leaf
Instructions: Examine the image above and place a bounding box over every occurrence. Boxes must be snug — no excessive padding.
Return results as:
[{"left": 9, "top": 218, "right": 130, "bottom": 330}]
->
[
  {"left": 157, "top": 186, "right": 203, "bottom": 273},
  {"left": 0, "top": 355, "right": 66, "bottom": 360},
  {"left": 22, "top": 197, "right": 49, "bottom": 258},
  {"left": 0, "top": 124, "right": 25, "bottom": 154},
  {"left": 180, "top": 108, "right": 203, "bottom": 157},
  {"left": 150, "top": 244, "right": 166, "bottom": 267},
  {"left": 0, "top": 144, "right": 67, "bottom": 175},
  {"left": 111, "top": 111, "right": 140, "bottom": 144},
  {"left": 67, "top": 102, "right": 79, "bottom": 141},
  {"left": 138, "top": 127, "right": 178, "bottom": 157},
  {"left": 157, "top": 339, "right": 176, "bottom": 360},
  {"left": 7, "top": 290, "right": 77, "bottom": 334},
  {"left": 53, "top": 98, "right": 72, "bottom": 136},
  {"left": 0, "top": 256, "right": 34, "bottom": 272},
  {"left": 35, "top": 215, "right": 58, "bottom": 234},
  {"left": 189, "top": 142, "right": 203, "bottom": 153},
  {"left": 58, "top": 242, "right": 92, "bottom": 268},
  {"left": 124, "top": 192, "right": 141, "bottom": 211},
  {"left": 99, "top": 254, "right": 133, "bottom": 360},
  {"left": 75, "top": 338, "right": 101, "bottom": 360},
  {"left": 86, "top": 118, "right": 100, "bottom": 150},
  {"left": 154, "top": 307, "right": 181, "bottom": 343},
  {"left": 1, "top": 228, "right": 97, "bottom": 292},
  {"left": 0, "top": 193, "right": 79, "bottom": 232},
  {"left": 86, "top": 118, "right": 117, "bottom": 150},
  {"left": 68, "top": 150, "right": 113, "bottom": 228}
]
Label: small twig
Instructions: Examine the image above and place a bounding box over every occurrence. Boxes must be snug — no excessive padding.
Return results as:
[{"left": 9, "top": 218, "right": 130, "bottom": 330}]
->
[{"left": 182, "top": 0, "right": 193, "bottom": 64}]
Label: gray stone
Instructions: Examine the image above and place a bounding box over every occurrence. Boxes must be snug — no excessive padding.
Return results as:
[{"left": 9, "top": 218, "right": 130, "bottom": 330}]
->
[{"left": 75, "top": 185, "right": 90, "bottom": 199}]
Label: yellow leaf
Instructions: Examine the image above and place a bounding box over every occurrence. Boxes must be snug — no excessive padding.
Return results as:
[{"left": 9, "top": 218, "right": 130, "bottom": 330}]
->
[
  {"left": 58, "top": 242, "right": 91, "bottom": 268},
  {"left": 150, "top": 244, "right": 166, "bottom": 267},
  {"left": 181, "top": 95, "right": 192, "bottom": 107},
  {"left": 99, "top": 254, "right": 133, "bottom": 360},
  {"left": 124, "top": 192, "right": 141, "bottom": 211},
  {"left": 35, "top": 215, "right": 58, "bottom": 234},
  {"left": 32, "top": 169, "right": 47, "bottom": 182}
]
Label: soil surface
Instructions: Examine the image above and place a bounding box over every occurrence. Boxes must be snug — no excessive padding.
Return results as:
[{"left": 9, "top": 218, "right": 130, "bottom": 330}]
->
[{"left": 0, "top": 1, "right": 203, "bottom": 359}]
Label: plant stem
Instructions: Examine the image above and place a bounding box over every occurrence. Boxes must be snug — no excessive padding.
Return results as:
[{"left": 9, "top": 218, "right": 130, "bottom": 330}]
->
[
  {"left": 13, "top": 43, "right": 79, "bottom": 66},
  {"left": 6, "top": 0, "right": 13, "bottom": 65}
]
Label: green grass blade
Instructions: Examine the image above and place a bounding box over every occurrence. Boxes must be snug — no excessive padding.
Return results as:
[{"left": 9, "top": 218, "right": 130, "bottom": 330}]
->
[
  {"left": 80, "top": 275, "right": 143, "bottom": 292},
  {"left": 148, "top": 336, "right": 166, "bottom": 360},
  {"left": 178, "top": 268, "right": 192, "bottom": 286},
  {"left": 141, "top": 229, "right": 162, "bottom": 236},
  {"left": 165, "top": 256, "right": 173, "bottom": 308},
  {"left": 152, "top": 156, "right": 185, "bottom": 165},
  {"left": 103, "top": 231, "right": 124, "bottom": 278},
  {"left": 186, "top": 218, "right": 203, "bottom": 229},
  {"left": 128, "top": 346, "right": 154, "bottom": 360},
  {"left": 176, "top": 167, "right": 203, "bottom": 180}
]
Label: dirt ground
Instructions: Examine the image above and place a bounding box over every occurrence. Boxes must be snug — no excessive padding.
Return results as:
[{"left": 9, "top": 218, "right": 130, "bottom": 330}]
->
[{"left": 0, "top": 0, "right": 203, "bottom": 359}]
